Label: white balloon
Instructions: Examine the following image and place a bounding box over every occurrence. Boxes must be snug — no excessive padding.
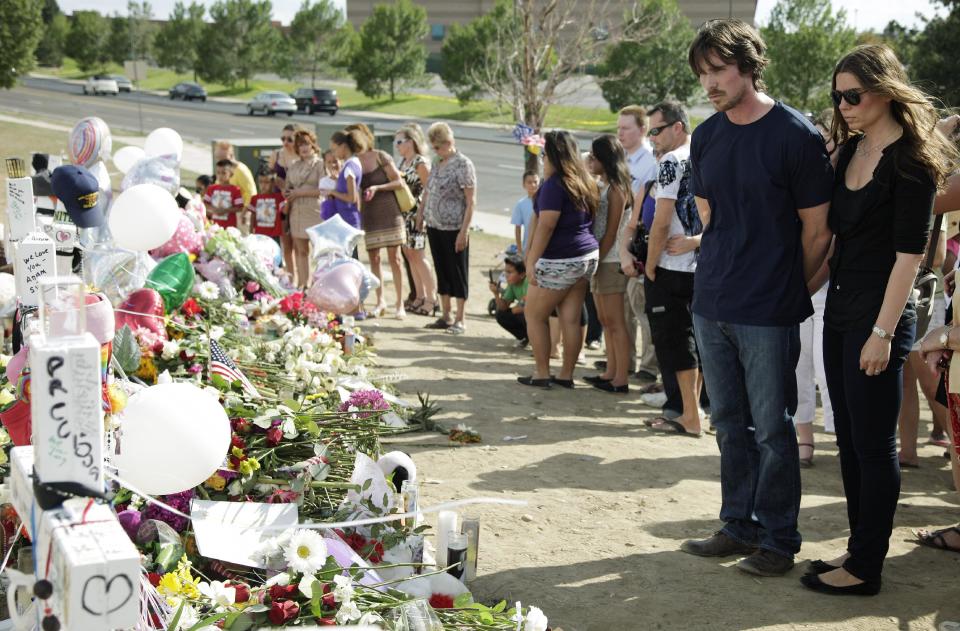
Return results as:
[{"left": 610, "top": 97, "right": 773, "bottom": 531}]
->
[
  {"left": 144, "top": 127, "right": 183, "bottom": 162},
  {"left": 113, "top": 146, "right": 146, "bottom": 174},
  {"left": 113, "top": 383, "right": 231, "bottom": 495},
  {"left": 109, "top": 183, "right": 180, "bottom": 251}
]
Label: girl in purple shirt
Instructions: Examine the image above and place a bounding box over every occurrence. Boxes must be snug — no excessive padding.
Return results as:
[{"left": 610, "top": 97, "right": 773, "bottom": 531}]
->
[{"left": 518, "top": 130, "right": 600, "bottom": 390}]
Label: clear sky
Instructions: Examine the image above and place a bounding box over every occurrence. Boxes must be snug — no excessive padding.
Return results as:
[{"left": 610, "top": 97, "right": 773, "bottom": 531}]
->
[
  {"left": 754, "top": 0, "right": 944, "bottom": 30},
  {"left": 58, "top": 0, "right": 944, "bottom": 31}
]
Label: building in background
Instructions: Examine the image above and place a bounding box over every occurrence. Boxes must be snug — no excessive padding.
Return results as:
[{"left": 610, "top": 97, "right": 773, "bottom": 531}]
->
[{"left": 346, "top": 0, "right": 758, "bottom": 58}]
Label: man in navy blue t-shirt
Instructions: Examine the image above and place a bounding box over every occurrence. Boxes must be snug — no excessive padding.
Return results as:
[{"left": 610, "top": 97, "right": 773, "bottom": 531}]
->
[{"left": 679, "top": 19, "right": 833, "bottom": 577}]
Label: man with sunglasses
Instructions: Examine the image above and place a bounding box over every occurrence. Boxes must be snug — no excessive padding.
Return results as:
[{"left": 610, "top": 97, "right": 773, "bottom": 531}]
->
[{"left": 680, "top": 20, "right": 834, "bottom": 578}]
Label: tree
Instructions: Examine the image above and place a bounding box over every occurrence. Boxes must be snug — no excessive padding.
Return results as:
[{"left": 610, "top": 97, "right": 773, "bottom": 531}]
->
[
  {"left": 281, "top": 0, "right": 343, "bottom": 86},
  {"left": 66, "top": 10, "right": 109, "bottom": 72},
  {"left": 348, "top": 0, "right": 427, "bottom": 100},
  {"left": 0, "top": 0, "right": 43, "bottom": 88},
  {"left": 154, "top": 1, "right": 205, "bottom": 80},
  {"left": 197, "top": 0, "right": 279, "bottom": 89},
  {"left": 912, "top": 4, "right": 960, "bottom": 107},
  {"left": 440, "top": 0, "right": 517, "bottom": 105},
  {"left": 35, "top": 0, "right": 68, "bottom": 67},
  {"left": 597, "top": 0, "right": 699, "bottom": 110},
  {"left": 107, "top": 13, "right": 131, "bottom": 64},
  {"left": 443, "top": 0, "right": 669, "bottom": 138},
  {"left": 874, "top": 20, "right": 919, "bottom": 68},
  {"left": 761, "top": 0, "right": 856, "bottom": 112}
]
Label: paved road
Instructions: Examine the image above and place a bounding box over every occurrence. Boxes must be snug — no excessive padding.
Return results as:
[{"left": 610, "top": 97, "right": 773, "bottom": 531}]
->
[{"left": 0, "top": 77, "right": 542, "bottom": 235}]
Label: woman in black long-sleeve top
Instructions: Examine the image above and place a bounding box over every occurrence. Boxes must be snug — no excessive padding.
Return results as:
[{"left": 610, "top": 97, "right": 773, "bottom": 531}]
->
[{"left": 802, "top": 44, "right": 959, "bottom": 596}]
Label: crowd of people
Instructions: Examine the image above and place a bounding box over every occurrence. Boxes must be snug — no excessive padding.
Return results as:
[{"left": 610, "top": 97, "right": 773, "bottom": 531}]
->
[{"left": 191, "top": 17, "right": 960, "bottom": 597}]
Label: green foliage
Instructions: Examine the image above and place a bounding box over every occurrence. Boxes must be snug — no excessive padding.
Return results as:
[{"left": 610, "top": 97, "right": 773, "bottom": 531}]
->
[
  {"left": 440, "top": 0, "right": 517, "bottom": 105},
  {"left": 66, "top": 10, "right": 109, "bottom": 72},
  {"left": 0, "top": 0, "right": 43, "bottom": 87},
  {"left": 911, "top": 5, "right": 960, "bottom": 107},
  {"left": 281, "top": 0, "right": 343, "bottom": 85},
  {"left": 348, "top": 0, "right": 427, "bottom": 100},
  {"left": 154, "top": 1, "right": 205, "bottom": 79},
  {"left": 761, "top": 0, "right": 857, "bottom": 112},
  {"left": 35, "top": 0, "right": 67, "bottom": 67},
  {"left": 597, "top": 0, "right": 699, "bottom": 110},
  {"left": 114, "top": 325, "right": 142, "bottom": 374},
  {"left": 197, "top": 0, "right": 279, "bottom": 89},
  {"left": 874, "top": 20, "right": 919, "bottom": 68},
  {"left": 36, "top": 12, "right": 69, "bottom": 67}
]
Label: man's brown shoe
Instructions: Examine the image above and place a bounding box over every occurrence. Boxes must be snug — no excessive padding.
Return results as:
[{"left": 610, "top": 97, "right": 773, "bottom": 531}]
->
[
  {"left": 680, "top": 531, "right": 758, "bottom": 557},
  {"left": 737, "top": 549, "right": 795, "bottom": 576}
]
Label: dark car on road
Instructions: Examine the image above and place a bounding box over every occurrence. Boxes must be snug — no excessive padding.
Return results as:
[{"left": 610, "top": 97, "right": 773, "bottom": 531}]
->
[
  {"left": 292, "top": 88, "right": 339, "bottom": 115},
  {"left": 169, "top": 82, "right": 207, "bottom": 102}
]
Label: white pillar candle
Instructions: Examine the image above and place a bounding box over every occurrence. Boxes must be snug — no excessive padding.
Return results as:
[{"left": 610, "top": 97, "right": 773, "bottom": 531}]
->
[{"left": 436, "top": 510, "right": 458, "bottom": 568}]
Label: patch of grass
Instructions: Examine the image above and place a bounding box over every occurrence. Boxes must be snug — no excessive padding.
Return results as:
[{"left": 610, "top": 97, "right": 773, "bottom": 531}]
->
[{"left": 37, "top": 59, "right": 619, "bottom": 132}]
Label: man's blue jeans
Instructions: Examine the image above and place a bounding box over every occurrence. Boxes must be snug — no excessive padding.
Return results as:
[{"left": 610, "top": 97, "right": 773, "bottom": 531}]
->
[{"left": 693, "top": 314, "right": 802, "bottom": 558}]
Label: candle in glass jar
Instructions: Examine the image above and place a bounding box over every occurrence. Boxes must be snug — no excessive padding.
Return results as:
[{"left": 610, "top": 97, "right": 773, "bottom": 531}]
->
[{"left": 435, "top": 511, "right": 458, "bottom": 568}]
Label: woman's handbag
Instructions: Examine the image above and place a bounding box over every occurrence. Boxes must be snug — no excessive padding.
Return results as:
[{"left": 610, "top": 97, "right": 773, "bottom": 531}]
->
[
  {"left": 914, "top": 213, "right": 944, "bottom": 339},
  {"left": 626, "top": 181, "right": 655, "bottom": 271},
  {"left": 395, "top": 179, "right": 416, "bottom": 213}
]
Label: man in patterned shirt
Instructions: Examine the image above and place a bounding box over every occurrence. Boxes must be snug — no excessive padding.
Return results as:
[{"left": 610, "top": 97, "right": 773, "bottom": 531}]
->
[{"left": 642, "top": 101, "right": 704, "bottom": 437}]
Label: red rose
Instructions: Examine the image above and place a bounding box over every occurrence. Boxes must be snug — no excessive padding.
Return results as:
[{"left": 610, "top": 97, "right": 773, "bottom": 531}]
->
[
  {"left": 429, "top": 594, "right": 454, "bottom": 609},
  {"left": 268, "top": 584, "right": 297, "bottom": 602},
  {"left": 227, "top": 582, "right": 250, "bottom": 603},
  {"left": 322, "top": 592, "right": 336, "bottom": 609},
  {"left": 147, "top": 573, "right": 162, "bottom": 587},
  {"left": 268, "top": 600, "right": 300, "bottom": 625},
  {"left": 315, "top": 619, "right": 337, "bottom": 626},
  {"left": 266, "top": 427, "right": 283, "bottom": 446},
  {"left": 231, "top": 434, "right": 247, "bottom": 450},
  {"left": 181, "top": 298, "right": 203, "bottom": 318}
]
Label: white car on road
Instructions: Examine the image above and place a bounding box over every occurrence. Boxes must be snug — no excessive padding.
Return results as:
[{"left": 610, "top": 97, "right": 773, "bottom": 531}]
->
[
  {"left": 83, "top": 75, "right": 119, "bottom": 96},
  {"left": 246, "top": 92, "right": 296, "bottom": 116}
]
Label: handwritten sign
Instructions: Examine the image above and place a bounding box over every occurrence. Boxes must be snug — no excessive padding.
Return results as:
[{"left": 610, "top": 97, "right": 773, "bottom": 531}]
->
[
  {"left": 6, "top": 175, "right": 36, "bottom": 241},
  {"left": 14, "top": 233, "right": 55, "bottom": 307},
  {"left": 36, "top": 499, "right": 140, "bottom": 629},
  {"left": 29, "top": 331, "right": 103, "bottom": 489},
  {"left": 191, "top": 500, "right": 299, "bottom": 568}
]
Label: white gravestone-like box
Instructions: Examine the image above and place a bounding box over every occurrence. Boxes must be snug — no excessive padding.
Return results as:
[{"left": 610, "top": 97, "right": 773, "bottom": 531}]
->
[{"left": 14, "top": 233, "right": 55, "bottom": 307}]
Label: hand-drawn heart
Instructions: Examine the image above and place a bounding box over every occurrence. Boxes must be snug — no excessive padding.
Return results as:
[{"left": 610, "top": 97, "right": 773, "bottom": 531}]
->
[
  {"left": 80, "top": 573, "right": 134, "bottom": 616},
  {"left": 56, "top": 231, "right": 72, "bottom": 243}
]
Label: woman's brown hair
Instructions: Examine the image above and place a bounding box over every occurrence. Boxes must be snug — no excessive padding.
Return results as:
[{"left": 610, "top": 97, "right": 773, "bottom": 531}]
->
[
  {"left": 688, "top": 19, "right": 768, "bottom": 91},
  {"left": 293, "top": 129, "right": 319, "bottom": 155},
  {"left": 343, "top": 123, "right": 373, "bottom": 152},
  {"left": 830, "top": 44, "right": 959, "bottom": 189},
  {"left": 543, "top": 130, "right": 599, "bottom": 216},
  {"left": 331, "top": 130, "right": 363, "bottom": 154}
]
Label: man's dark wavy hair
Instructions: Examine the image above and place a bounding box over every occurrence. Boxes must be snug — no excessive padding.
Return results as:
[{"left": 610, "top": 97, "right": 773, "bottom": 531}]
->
[{"left": 687, "top": 19, "right": 768, "bottom": 91}]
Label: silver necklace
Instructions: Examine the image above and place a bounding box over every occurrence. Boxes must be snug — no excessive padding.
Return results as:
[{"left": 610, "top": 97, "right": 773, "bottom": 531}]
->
[{"left": 855, "top": 128, "right": 902, "bottom": 157}]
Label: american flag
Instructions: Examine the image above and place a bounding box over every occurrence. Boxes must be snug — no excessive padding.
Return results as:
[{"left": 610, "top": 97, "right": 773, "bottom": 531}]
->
[{"left": 209, "top": 338, "right": 261, "bottom": 398}]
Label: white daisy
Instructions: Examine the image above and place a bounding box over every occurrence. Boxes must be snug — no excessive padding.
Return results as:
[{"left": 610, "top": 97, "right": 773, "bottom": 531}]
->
[
  {"left": 283, "top": 529, "right": 328, "bottom": 575},
  {"left": 197, "top": 281, "right": 220, "bottom": 300}
]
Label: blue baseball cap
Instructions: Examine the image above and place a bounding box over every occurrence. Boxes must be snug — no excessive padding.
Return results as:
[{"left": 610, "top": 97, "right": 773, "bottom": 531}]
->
[{"left": 51, "top": 165, "right": 106, "bottom": 228}]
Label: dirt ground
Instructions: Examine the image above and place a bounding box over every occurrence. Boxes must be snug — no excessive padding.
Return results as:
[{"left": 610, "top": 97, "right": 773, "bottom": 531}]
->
[{"left": 367, "top": 232, "right": 960, "bottom": 631}]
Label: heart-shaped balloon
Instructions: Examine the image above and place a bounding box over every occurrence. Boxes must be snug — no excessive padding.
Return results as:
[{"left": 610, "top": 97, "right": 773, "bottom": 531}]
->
[
  {"left": 115, "top": 288, "right": 166, "bottom": 340},
  {"left": 145, "top": 253, "right": 195, "bottom": 312},
  {"left": 151, "top": 214, "right": 203, "bottom": 258},
  {"left": 306, "top": 262, "right": 362, "bottom": 313}
]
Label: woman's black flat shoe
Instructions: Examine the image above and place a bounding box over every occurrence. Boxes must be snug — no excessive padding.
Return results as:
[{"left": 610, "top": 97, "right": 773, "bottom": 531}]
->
[
  {"left": 593, "top": 381, "right": 628, "bottom": 393},
  {"left": 518, "top": 376, "right": 551, "bottom": 389},
  {"left": 805, "top": 560, "right": 841, "bottom": 575},
  {"left": 549, "top": 376, "right": 574, "bottom": 389},
  {"left": 800, "top": 573, "right": 881, "bottom": 596},
  {"left": 583, "top": 375, "right": 610, "bottom": 385}
]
